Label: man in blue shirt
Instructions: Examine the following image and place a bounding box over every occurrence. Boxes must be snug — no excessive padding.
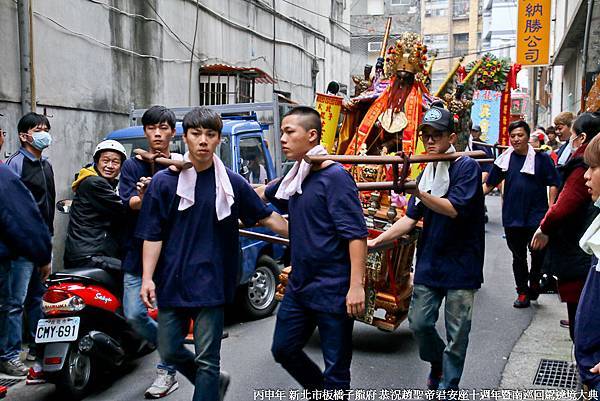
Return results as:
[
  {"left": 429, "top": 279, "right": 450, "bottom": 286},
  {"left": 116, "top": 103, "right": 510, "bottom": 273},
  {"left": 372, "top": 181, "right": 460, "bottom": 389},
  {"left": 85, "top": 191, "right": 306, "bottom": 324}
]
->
[
  {"left": 369, "top": 106, "right": 485, "bottom": 391},
  {"left": 485, "top": 120, "right": 559, "bottom": 308},
  {"left": 260, "top": 106, "right": 368, "bottom": 394},
  {"left": 118, "top": 105, "right": 180, "bottom": 398},
  {"left": 2, "top": 112, "right": 54, "bottom": 377},
  {"left": 0, "top": 164, "right": 52, "bottom": 378},
  {"left": 138, "top": 107, "right": 288, "bottom": 401}
]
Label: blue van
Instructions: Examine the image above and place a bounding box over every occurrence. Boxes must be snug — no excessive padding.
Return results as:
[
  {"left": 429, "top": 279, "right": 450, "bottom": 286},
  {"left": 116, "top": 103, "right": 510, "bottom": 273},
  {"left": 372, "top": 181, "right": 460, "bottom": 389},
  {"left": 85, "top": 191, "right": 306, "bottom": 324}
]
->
[{"left": 106, "top": 116, "right": 286, "bottom": 319}]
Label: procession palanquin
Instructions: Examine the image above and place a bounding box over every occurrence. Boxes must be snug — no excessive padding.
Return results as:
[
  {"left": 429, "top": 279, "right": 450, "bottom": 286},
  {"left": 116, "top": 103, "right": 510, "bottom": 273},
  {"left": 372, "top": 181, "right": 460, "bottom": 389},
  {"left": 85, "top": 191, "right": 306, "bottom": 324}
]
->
[{"left": 273, "top": 24, "right": 494, "bottom": 332}]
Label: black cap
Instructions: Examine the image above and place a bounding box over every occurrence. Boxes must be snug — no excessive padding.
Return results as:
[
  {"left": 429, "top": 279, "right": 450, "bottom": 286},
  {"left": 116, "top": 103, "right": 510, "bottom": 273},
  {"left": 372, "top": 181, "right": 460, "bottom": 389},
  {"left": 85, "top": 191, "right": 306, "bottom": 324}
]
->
[
  {"left": 419, "top": 106, "right": 454, "bottom": 133},
  {"left": 471, "top": 125, "right": 481, "bottom": 132}
]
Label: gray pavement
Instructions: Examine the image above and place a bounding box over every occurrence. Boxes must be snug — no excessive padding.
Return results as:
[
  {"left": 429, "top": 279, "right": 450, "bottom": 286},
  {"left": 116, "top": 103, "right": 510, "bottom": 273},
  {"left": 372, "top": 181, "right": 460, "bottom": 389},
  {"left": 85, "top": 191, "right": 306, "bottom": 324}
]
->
[{"left": 2, "top": 195, "right": 577, "bottom": 400}]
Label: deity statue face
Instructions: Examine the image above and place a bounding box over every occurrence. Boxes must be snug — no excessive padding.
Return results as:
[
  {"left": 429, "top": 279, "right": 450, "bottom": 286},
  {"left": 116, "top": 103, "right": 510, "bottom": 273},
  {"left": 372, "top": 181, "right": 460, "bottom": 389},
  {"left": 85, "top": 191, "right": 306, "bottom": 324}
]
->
[{"left": 395, "top": 70, "right": 415, "bottom": 87}]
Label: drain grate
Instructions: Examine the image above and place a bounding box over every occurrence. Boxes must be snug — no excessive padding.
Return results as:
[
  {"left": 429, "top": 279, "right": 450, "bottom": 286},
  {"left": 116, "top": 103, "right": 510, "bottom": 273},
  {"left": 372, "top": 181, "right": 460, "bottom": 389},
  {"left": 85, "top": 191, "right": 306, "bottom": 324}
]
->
[
  {"left": 0, "top": 378, "right": 22, "bottom": 388},
  {"left": 533, "top": 359, "right": 578, "bottom": 389}
]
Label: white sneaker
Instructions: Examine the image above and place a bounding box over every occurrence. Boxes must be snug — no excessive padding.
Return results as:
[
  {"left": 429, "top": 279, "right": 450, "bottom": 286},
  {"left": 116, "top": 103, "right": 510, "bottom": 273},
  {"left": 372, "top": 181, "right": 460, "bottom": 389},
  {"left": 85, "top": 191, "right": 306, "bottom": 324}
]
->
[
  {"left": 0, "top": 358, "right": 28, "bottom": 376},
  {"left": 144, "top": 369, "right": 178, "bottom": 399}
]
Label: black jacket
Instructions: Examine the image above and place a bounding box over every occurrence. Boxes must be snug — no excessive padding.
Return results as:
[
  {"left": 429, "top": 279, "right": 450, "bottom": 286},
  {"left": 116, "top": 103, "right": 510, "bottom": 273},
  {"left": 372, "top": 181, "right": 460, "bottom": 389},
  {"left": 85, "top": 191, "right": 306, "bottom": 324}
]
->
[
  {"left": 64, "top": 171, "right": 127, "bottom": 268},
  {"left": 544, "top": 155, "right": 595, "bottom": 281},
  {"left": 0, "top": 164, "right": 52, "bottom": 265},
  {"left": 6, "top": 148, "right": 56, "bottom": 235}
]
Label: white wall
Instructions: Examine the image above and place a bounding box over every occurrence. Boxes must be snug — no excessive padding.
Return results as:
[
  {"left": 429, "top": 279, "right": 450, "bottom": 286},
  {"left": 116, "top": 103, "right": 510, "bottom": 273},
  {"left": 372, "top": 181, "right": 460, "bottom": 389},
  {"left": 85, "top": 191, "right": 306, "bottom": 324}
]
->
[{"left": 0, "top": 0, "right": 350, "bottom": 267}]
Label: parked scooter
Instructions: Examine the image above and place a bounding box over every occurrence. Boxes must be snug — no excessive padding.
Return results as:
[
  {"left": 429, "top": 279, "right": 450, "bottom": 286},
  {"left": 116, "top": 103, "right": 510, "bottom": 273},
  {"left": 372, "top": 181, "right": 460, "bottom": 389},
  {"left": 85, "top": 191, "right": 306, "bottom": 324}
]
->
[{"left": 35, "top": 200, "right": 154, "bottom": 399}]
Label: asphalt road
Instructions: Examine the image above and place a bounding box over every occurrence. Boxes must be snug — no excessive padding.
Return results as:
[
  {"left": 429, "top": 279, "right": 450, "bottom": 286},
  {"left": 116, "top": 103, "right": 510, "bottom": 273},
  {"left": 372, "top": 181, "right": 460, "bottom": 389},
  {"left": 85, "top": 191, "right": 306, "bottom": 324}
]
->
[{"left": 6, "top": 195, "right": 536, "bottom": 401}]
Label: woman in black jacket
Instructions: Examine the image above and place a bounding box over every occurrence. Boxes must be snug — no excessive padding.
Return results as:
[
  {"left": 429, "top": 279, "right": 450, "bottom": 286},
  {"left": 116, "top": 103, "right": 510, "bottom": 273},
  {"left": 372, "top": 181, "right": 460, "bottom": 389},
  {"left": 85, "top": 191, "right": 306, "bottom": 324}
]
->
[{"left": 64, "top": 140, "right": 128, "bottom": 269}]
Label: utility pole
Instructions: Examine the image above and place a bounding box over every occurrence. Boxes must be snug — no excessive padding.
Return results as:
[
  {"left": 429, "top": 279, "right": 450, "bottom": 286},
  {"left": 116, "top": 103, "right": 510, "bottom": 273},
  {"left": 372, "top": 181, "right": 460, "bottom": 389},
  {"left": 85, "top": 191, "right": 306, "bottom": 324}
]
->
[{"left": 17, "top": 0, "right": 36, "bottom": 114}]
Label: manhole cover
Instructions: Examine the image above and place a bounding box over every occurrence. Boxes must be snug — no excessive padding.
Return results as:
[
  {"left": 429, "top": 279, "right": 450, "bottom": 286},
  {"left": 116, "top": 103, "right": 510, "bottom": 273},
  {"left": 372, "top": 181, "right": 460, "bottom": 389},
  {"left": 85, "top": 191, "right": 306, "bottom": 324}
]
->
[
  {"left": 533, "top": 359, "right": 578, "bottom": 389},
  {"left": 0, "top": 378, "right": 22, "bottom": 388}
]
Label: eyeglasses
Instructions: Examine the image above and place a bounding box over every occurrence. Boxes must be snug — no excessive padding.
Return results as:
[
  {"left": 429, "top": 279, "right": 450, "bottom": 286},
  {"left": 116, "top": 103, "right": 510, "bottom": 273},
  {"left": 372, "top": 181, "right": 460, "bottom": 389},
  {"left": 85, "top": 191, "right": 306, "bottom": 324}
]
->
[{"left": 420, "top": 132, "right": 445, "bottom": 142}]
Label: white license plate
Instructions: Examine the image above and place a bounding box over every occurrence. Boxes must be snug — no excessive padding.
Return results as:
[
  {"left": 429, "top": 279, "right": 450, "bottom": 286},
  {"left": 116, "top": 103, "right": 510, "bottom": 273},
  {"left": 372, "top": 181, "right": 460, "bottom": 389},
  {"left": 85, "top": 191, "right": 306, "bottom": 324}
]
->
[{"left": 35, "top": 317, "right": 80, "bottom": 343}]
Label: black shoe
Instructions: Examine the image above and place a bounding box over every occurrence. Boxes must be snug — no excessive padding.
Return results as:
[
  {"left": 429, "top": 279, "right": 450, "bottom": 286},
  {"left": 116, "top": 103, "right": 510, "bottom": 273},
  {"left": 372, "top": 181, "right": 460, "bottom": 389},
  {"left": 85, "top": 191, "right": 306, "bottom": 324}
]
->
[
  {"left": 529, "top": 285, "right": 540, "bottom": 301},
  {"left": 426, "top": 365, "right": 443, "bottom": 390},
  {"left": 219, "top": 371, "right": 231, "bottom": 401},
  {"left": 513, "top": 293, "right": 530, "bottom": 308}
]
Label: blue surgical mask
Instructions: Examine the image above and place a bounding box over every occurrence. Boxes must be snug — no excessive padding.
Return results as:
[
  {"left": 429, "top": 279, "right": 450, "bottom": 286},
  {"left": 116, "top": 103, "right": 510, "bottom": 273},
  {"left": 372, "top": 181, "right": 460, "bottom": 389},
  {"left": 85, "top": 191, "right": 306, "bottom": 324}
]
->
[{"left": 31, "top": 131, "right": 52, "bottom": 150}]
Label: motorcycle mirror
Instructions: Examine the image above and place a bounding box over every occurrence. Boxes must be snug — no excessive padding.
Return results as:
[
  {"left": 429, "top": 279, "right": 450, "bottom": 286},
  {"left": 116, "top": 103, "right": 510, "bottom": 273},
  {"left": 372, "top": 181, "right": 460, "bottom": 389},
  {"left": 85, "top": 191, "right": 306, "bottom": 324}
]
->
[{"left": 56, "top": 199, "right": 73, "bottom": 214}]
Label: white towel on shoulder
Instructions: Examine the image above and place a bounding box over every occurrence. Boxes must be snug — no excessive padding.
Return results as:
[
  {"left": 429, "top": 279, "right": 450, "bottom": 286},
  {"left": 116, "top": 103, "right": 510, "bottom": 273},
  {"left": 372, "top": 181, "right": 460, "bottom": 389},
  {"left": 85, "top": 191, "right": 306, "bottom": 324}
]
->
[
  {"left": 580, "top": 212, "right": 600, "bottom": 268},
  {"left": 557, "top": 141, "right": 572, "bottom": 166},
  {"left": 275, "top": 145, "right": 328, "bottom": 200},
  {"left": 494, "top": 144, "right": 536, "bottom": 175},
  {"left": 176, "top": 152, "right": 234, "bottom": 221},
  {"left": 415, "top": 145, "right": 456, "bottom": 205}
]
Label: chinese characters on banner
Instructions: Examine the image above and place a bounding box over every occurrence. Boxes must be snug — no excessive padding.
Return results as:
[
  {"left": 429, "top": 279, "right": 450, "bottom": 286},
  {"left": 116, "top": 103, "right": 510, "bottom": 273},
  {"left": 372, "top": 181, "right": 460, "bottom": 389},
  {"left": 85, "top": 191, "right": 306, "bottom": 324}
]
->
[
  {"left": 499, "top": 89, "right": 512, "bottom": 146},
  {"left": 471, "top": 90, "right": 502, "bottom": 145},
  {"left": 315, "top": 93, "right": 343, "bottom": 153},
  {"left": 516, "top": 0, "right": 551, "bottom": 66}
]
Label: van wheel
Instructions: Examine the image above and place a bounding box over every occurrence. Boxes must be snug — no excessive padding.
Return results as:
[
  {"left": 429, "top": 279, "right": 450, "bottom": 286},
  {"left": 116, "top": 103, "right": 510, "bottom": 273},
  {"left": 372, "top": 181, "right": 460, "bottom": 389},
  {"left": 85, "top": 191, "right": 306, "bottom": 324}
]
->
[{"left": 241, "top": 255, "right": 279, "bottom": 319}]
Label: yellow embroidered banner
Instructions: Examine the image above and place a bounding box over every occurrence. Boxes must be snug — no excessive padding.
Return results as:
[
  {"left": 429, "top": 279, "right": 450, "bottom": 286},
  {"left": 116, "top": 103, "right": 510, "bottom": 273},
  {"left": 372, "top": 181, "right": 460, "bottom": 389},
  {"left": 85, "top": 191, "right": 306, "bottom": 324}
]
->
[{"left": 315, "top": 93, "right": 343, "bottom": 153}]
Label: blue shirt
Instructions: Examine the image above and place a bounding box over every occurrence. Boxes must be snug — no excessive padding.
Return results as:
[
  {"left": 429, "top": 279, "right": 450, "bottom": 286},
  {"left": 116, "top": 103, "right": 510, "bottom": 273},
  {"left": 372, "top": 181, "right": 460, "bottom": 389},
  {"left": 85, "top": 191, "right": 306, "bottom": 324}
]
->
[
  {"left": 265, "top": 163, "right": 368, "bottom": 314},
  {"left": 135, "top": 165, "right": 272, "bottom": 308},
  {"left": 0, "top": 164, "right": 52, "bottom": 266},
  {"left": 486, "top": 152, "right": 560, "bottom": 228},
  {"left": 575, "top": 257, "right": 600, "bottom": 388},
  {"left": 406, "top": 157, "right": 485, "bottom": 289},
  {"left": 471, "top": 142, "right": 494, "bottom": 173},
  {"left": 118, "top": 157, "right": 169, "bottom": 275}
]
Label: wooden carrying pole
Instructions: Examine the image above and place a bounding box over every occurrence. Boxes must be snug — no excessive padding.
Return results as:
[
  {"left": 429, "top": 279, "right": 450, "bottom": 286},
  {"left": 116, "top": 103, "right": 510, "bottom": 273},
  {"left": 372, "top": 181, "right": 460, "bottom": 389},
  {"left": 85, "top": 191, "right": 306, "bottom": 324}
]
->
[
  {"left": 462, "top": 60, "right": 483, "bottom": 85},
  {"left": 134, "top": 149, "right": 193, "bottom": 171},
  {"left": 379, "top": 17, "right": 393, "bottom": 60},
  {"left": 471, "top": 140, "right": 543, "bottom": 152},
  {"left": 304, "top": 150, "right": 487, "bottom": 165},
  {"left": 239, "top": 229, "right": 289, "bottom": 246},
  {"left": 434, "top": 56, "right": 464, "bottom": 97}
]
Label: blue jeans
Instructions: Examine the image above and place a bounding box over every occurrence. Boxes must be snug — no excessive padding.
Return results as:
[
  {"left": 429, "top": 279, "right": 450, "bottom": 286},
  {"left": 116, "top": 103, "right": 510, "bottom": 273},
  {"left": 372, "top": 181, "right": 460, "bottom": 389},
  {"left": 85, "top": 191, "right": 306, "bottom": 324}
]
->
[
  {"left": 123, "top": 273, "right": 175, "bottom": 374},
  {"left": 158, "top": 306, "right": 224, "bottom": 401},
  {"left": 408, "top": 284, "right": 476, "bottom": 390},
  {"left": 271, "top": 293, "right": 354, "bottom": 391},
  {"left": 0, "top": 257, "right": 45, "bottom": 361}
]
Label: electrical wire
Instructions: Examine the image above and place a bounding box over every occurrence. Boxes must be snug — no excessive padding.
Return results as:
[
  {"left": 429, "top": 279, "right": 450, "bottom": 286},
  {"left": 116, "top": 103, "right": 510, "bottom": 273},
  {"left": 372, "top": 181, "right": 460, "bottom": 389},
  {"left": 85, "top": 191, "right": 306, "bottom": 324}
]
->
[
  {"left": 34, "top": 11, "right": 195, "bottom": 63},
  {"left": 434, "top": 44, "right": 516, "bottom": 60},
  {"left": 32, "top": 8, "right": 317, "bottom": 96},
  {"left": 278, "top": 0, "right": 388, "bottom": 33}
]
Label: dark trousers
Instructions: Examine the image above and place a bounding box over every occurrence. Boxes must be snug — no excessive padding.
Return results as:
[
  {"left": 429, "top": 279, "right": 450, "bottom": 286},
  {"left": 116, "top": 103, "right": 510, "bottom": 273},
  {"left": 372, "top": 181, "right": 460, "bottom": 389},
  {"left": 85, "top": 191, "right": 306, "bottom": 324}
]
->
[
  {"left": 567, "top": 302, "right": 577, "bottom": 342},
  {"left": 504, "top": 227, "right": 545, "bottom": 294},
  {"left": 271, "top": 294, "right": 354, "bottom": 391},
  {"left": 158, "top": 306, "right": 223, "bottom": 401}
]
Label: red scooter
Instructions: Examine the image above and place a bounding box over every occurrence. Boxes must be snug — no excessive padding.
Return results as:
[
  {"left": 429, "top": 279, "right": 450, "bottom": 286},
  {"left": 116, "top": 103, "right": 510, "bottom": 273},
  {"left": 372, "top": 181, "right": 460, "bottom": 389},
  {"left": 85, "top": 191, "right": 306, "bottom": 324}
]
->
[{"left": 36, "top": 258, "right": 154, "bottom": 399}]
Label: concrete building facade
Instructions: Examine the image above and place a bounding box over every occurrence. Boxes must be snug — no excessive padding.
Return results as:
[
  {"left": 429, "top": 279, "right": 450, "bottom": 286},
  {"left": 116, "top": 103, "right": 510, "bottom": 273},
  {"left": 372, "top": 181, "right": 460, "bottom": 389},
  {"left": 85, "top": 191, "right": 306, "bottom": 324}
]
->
[
  {"left": 0, "top": 0, "right": 350, "bottom": 266},
  {"left": 421, "top": 0, "right": 483, "bottom": 93},
  {"left": 349, "top": 0, "right": 421, "bottom": 93},
  {"left": 550, "top": 0, "right": 600, "bottom": 118}
]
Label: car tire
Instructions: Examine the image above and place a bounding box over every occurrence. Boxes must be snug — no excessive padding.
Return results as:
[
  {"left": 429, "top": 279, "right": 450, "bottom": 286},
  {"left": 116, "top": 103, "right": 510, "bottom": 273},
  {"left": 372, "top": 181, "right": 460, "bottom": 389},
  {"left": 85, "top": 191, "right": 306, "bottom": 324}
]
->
[{"left": 240, "top": 255, "right": 280, "bottom": 320}]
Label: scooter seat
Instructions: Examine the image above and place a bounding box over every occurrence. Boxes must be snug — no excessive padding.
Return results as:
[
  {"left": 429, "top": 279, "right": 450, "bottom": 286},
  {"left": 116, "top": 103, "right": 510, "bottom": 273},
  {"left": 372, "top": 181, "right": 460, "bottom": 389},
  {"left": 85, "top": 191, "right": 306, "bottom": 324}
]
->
[{"left": 52, "top": 267, "right": 122, "bottom": 297}]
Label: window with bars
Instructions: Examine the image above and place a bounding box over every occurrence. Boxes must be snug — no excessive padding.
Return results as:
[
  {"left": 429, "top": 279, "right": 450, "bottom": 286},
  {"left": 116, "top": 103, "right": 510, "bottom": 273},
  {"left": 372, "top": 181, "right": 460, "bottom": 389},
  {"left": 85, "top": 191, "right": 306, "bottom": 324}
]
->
[
  {"left": 453, "top": 33, "right": 469, "bottom": 57},
  {"left": 199, "top": 82, "right": 227, "bottom": 106},
  {"left": 368, "top": 41, "right": 383, "bottom": 52},
  {"left": 424, "top": 34, "right": 449, "bottom": 52},
  {"left": 367, "top": 0, "right": 384, "bottom": 14},
  {"left": 424, "top": 0, "right": 449, "bottom": 16},
  {"left": 453, "top": 0, "right": 470, "bottom": 18}
]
